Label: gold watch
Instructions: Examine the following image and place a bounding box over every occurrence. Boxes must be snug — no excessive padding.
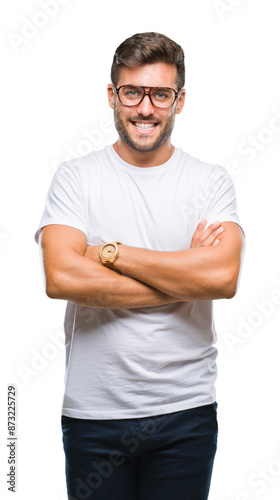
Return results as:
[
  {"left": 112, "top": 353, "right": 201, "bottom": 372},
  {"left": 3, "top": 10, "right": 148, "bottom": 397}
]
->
[{"left": 100, "top": 241, "right": 122, "bottom": 270}]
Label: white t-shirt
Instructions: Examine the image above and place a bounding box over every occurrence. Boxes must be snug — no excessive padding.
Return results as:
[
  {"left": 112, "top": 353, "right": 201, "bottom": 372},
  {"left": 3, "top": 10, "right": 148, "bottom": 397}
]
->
[{"left": 35, "top": 145, "right": 243, "bottom": 419}]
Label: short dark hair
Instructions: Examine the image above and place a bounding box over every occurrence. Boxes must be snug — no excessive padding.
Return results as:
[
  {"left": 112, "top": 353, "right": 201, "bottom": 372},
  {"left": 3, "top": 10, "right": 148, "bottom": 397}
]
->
[{"left": 111, "top": 32, "right": 185, "bottom": 90}]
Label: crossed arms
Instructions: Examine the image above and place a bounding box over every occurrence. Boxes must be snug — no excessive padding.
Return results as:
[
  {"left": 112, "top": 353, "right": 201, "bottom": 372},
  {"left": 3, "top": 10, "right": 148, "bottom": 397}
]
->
[{"left": 39, "top": 218, "right": 244, "bottom": 309}]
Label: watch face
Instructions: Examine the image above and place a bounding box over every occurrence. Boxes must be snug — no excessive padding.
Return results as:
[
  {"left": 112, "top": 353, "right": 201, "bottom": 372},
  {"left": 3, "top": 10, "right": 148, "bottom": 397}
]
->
[{"left": 102, "top": 244, "right": 116, "bottom": 259}]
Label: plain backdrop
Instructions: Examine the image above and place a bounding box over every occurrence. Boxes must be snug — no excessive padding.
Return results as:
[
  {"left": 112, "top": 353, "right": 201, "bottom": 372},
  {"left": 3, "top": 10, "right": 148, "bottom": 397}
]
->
[{"left": 1, "top": 1, "right": 280, "bottom": 499}]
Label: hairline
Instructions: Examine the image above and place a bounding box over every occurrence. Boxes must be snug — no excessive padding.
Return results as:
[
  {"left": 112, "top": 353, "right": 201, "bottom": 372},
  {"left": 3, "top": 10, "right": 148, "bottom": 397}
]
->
[{"left": 113, "top": 62, "right": 182, "bottom": 91}]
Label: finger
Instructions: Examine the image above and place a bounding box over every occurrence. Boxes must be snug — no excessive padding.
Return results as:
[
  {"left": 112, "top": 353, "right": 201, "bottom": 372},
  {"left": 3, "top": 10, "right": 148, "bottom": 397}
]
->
[
  {"left": 191, "top": 220, "right": 222, "bottom": 248},
  {"left": 199, "top": 221, "right": 222, "bottom": 241},
  {"left": 202, "top": 225, "right": 224, "bottom": 247},
  {"left": 190, "top": 218, "right": 207, "bottom": 248},
  {"left": 194, "top": 218, "right": 207, "bottom": 234}
]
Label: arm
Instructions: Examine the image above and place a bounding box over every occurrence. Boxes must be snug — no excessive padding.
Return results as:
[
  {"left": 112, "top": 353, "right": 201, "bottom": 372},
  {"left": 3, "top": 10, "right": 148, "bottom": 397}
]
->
[
  {"left": 115, "top": 222, "right": 245, "bottom": 301},
  {"left": 39, "top": 220, "right": 223, "bottom": 309},
  {"left": 40, "top": 225, "right": 187, "bottom": 309}
]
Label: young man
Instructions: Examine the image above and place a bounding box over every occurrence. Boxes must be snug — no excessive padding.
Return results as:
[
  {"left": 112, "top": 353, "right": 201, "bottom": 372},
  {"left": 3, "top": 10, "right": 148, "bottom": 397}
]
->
[{"left": 35, "top": 32, "right": 244, "bottom": 500}]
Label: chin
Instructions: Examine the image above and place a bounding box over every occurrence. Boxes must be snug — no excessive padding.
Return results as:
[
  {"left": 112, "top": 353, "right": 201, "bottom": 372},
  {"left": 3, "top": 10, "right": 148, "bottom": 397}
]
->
[{"left": 127, "top": 137, "right": 165, "bottom": 153}]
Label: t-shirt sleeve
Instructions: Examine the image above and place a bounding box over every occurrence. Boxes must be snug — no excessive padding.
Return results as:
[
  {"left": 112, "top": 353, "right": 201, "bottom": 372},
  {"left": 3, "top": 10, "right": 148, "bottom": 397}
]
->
[
  {"left": 34, "top": 161, "right": 88, "bottom": 244},
  {"left": 200, "top": 165, "right": 244, "bottom": 235}
]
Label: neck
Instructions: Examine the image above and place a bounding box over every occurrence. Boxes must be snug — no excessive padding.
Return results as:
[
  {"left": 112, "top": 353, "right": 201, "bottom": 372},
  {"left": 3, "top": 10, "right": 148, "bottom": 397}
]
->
[{"left": 113, "top": 139, "right": 175, "bottom": 168}]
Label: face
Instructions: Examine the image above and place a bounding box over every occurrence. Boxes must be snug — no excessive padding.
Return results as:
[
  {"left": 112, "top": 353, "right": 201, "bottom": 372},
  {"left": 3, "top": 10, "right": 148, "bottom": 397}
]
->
[{"left": 108, "top": 63, "right": 185, "bottom": 154}]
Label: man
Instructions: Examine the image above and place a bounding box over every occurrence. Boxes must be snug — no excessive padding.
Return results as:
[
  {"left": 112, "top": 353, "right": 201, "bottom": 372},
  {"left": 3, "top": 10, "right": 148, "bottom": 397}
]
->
[{"left": 35, "top": 32, "right": 244, "bottom": 500}]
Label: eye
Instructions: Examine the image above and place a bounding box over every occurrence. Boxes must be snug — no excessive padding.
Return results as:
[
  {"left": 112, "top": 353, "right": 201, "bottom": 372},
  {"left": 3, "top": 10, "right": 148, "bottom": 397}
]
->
[
  {"left": 155, "top": 92, "right": 168, "bottom": 99},
  {"left": 151, "top": 89, "right": 172, "bottom": 100},
  {"left": 123, "top": 87, "right": 142, "bottom": 97}
]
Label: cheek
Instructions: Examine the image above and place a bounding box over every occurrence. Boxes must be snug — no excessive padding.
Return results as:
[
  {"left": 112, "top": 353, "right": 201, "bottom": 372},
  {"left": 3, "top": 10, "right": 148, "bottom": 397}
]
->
[
  {"left": 115, "top": 104, "right": 129, "bottom": 120},
  {"left": 163, "top": 109, "right": 176, "bottom": 125}
]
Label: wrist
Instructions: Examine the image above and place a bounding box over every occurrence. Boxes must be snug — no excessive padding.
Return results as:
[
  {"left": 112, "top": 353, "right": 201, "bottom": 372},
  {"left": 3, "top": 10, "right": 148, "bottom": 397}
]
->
[
  {"left": 117, "top": 245, "right": 144, "bottom": 277},
  {"left": 115, "top": 244, "right": 126, "bottom": 273},
  {"left": 84, "top": 245, "right": 103, "bottom": 264}
]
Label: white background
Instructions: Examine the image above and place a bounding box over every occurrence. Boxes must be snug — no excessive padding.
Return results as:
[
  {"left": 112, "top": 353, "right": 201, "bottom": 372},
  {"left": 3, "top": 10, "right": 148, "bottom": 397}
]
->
[{"left": 1, "top": 1, "right": 280, "bottom": 499}]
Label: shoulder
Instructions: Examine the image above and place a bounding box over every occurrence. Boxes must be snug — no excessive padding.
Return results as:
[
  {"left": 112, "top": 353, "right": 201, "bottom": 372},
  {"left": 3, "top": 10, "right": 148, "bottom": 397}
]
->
[
  {"left": 179, "top": 149, "right": 230, "bottom": 183},
  {"left": 54, "top": 146, "right": 110, "bottom": 183},
  {"left": 180, "top": 149, "right": 225, "bottom": 174}
]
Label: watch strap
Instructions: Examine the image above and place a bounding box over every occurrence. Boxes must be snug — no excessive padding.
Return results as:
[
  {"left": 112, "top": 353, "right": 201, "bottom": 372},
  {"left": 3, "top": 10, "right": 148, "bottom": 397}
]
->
[{"left": 105, "top": 261, "right": 118, "bottom": 271}]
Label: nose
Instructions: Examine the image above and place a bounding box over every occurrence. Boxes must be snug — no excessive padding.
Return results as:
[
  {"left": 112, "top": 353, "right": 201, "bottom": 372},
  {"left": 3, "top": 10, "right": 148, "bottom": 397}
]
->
[{"left": 136, "top": 94, "right": 155, "bottom": 116}]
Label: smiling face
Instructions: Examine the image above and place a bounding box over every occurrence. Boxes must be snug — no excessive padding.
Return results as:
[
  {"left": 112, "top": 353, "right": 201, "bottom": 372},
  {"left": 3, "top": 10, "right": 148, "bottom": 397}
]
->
[{"left": 108, "top": 62, "right": 185, "bottom": 165}]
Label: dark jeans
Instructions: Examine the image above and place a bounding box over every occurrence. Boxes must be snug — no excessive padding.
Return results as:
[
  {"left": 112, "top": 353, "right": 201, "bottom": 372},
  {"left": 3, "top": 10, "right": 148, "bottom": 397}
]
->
[{"left": 61, "top": 402, "right": 218, "bottom": 500}]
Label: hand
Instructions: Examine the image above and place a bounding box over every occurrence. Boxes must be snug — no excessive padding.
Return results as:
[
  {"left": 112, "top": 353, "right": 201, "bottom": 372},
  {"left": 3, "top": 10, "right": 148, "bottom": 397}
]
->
[
  {"left": 190, "top": 219, "right": 224, "bottom": 249},
  {"left": 84, "top": 244, "right": 103, "bottom": 264}
]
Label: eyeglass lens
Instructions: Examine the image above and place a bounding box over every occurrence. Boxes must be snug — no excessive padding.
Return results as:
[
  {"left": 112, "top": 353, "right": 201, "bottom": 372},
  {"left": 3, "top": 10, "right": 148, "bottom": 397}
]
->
[{"left": 118, "top": 86, "right": 176, "bottom": 108}]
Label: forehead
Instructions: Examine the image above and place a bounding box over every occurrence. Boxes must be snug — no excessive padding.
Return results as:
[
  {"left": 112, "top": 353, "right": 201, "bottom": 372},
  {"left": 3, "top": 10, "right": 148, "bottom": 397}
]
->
[{"left": 117, "top": 62, "right": 178, "bottom": 89}]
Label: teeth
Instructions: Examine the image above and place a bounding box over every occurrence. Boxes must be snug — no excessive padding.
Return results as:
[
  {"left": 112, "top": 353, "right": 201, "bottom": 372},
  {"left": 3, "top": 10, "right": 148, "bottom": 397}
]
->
[{"left": 134, "top": 122, "right": 156, "bottom": 129}]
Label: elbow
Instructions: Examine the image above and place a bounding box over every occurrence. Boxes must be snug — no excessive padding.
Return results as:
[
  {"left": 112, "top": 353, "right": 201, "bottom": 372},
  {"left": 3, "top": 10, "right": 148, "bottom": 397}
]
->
[
  {"left": 46, "top": 284, "right": 58, "bottom": 299},
  {"left": 220, "top": 268, "right": 240, "bottom": 299},
  {"left": 223, "top": 283, "right": 237, "bottom": 299},
  {"left": 45, "top": 271, "right": 63, "bottom": 299}
]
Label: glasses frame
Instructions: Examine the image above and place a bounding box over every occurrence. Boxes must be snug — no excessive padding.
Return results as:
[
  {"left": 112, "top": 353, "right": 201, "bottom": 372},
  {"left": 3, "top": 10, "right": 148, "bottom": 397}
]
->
[{"left": 114, "top": 85, "right": 181, "bottom": 109}]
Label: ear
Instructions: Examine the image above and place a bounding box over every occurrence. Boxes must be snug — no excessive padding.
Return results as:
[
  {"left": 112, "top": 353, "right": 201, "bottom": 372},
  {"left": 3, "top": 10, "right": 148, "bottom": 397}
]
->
[
  {"left": 175, "top": 88, "right": 186, "bottom": 115},
  {"left": 107, "top": 84, "right": 115, "bottom": 110}
]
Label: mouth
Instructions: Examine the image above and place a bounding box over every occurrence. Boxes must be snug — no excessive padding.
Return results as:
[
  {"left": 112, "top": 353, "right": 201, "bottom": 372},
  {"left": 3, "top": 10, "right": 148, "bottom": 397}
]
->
[{"left": 130, "top": 121, "right": 159, "bottom": 133}]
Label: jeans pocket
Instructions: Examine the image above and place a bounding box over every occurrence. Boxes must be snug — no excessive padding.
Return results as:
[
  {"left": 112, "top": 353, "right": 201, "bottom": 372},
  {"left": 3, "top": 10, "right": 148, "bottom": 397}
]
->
[{"left": 212, "top": 402, "right": 218, "bottom": 435}]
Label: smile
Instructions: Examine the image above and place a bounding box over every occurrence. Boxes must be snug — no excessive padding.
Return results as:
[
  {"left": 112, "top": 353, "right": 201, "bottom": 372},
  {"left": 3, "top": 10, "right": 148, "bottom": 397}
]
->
[{"left": 131, "top": 121, "right": 159, "bottom": 133}]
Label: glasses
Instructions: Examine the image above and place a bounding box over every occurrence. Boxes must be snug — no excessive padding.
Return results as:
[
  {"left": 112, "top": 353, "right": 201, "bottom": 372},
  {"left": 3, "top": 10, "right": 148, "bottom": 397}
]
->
[{"left": 115, "top": 85, "right": 181, "bottom": 109}]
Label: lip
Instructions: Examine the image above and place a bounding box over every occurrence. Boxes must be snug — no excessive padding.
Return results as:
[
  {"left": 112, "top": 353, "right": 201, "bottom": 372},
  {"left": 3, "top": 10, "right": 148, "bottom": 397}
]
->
[{"left": 130, "top": 121, "right": 159, "bottom": 134}]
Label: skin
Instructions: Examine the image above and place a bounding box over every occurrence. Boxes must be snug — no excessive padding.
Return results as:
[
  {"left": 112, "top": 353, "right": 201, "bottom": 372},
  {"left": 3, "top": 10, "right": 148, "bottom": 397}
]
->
[
  {"left": 107, "top": 63, "right": 185, "bottom": 167},
  {"left": 41, "top": 219, "right": 231, "bottom": 308},
  {"left": 40, "top": 62, "right": 245, "bottom": 308}
]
